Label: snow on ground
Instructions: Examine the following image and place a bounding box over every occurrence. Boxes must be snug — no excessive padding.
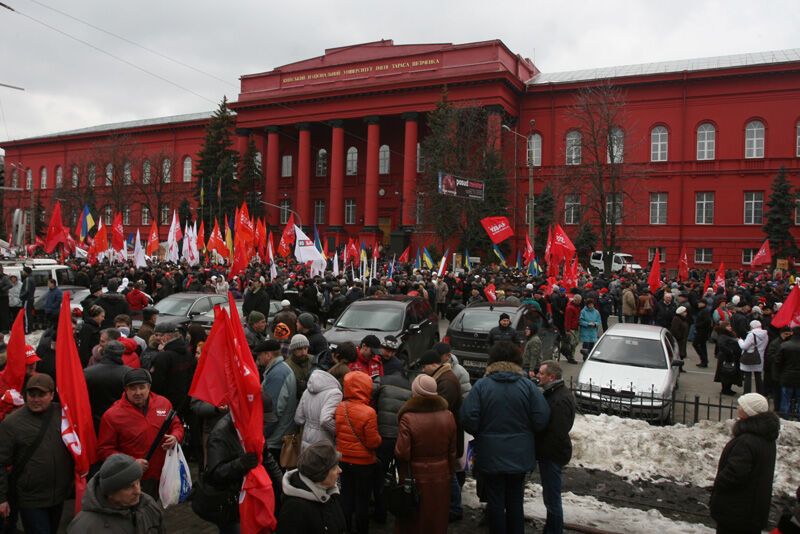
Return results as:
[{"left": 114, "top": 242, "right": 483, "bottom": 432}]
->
[
  {"left": 462, "top": 479, "right": 714, "bottom": 534},
  {"left": 570, "top": 413, "right": 800, "bottom": 495}
]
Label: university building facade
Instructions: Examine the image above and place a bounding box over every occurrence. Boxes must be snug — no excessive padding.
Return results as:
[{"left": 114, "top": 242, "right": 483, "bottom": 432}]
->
[{"left": 2, "top": 39, "right": 800, "bottom": 268}]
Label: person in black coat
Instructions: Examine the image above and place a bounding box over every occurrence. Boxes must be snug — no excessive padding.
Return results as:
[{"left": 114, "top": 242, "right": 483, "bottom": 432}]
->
[
  {"left": 83, "top": 341, "right": 132, "bottom": 431},
  {"left": 710, "top": 393, "right": 780, "bottom": 534},
  {"left": 96, "top": 279, "right": 131, "bottom": 329},
  {"left": 149, "top": 324, "right": 194, "bottom": 415},
  {"left": 487, "top": 313, "right": 521, "bottom": 347},
  {"left": 277, "top": 442, "right": 346, "bottom": 534},
  {"left": 654, "top": 293, "right": 677, "bottom": 329},
  {"left": 693, "top": 300, "right": 713, "bottom": 367},
  {"left": 243, "top": 278, "right": 271, "bottom": 319},
  {"left": 78, "top": 306, "right": 104, "bottom": 368},
  {"left": 714, "top": 323, "right": 743, "bottom": 395},
  {"left": 535, "top": 360, "right": 576, "bottom": 534}
]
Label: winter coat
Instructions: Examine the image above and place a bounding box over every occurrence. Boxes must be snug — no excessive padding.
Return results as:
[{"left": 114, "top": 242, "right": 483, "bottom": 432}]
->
[
  {"left": 67, "top": 474, "right": 165, "bottom": 533},
  {"left": 96, "top": 292, "right": 131, "bottom": 328},
  {"left": 534, "top": 380, "right": 576, "bottom": 466},
  {"left": 262, "top": 357, "right": 298, "bottom": 450},
  {"left": 84, "top": 354, "right": 133, "bottom": 430},
  {"left": 431, "top": 363, "right": 464, "bottom": 456},
  {"left": 8, "top": 281, "right": 22, "bottom": 308},
  {"left": 449, "top": 354, "right": 472, "bottom": 399},
  {"left": 272, "top": 310, "right": 298, "bottom": 338},
  {"left": 523, "top": 335, "right": 543, "bottom": 373},
  {"left": 375, "top": 372, "right": 412, "bottom": 439},
  {"left": 96, "top": 392, "right": 184, "bottom": 481},
  {"left": 694, "top": 307, "right": 713, "bottom": 339},
  {"left": 737, "top": 327, "right": 768, "bottom": 373},
  {"left": 150, "top": 337, "right": 194, "bottom": 412},
  {"left": 564, "top": 301, "right": 581, "bottom": 331},
  {"left": 486, "top": 324, "right": 521, "bottom": 347},
  {"left": 335, "top": 371, "right": 381, "bottom": 465},
  {"left": 578, "top": 306, "right": 601, "bottom": 343},
  {"left": 622, "top": 288, "right": 637, "bottom": 316},
  {"left": 670, "top": 315, "right": 689, "bottom": 359},
  {"left": 461, "top": 361, "right": 550, "bottom": 474},
  {"left": 710, "top": 412, "right": 780, "bottom": 532},
  {"left": 775, "top": 334, "right": 800, "bottom": 387},
  {"left": 78, "top": 316, "right": 103, "bottom": 368},
  {"left": 714, "top": 333, "right": 742, "bottom": 386},
  {"left": 394, "top": 395, "right": 456, "bottom": 534},
  {"left": 654, "top": 300, "right": 677, "bottom": 328},
  {"left": 0, "top": 403, "right": 74, "bottom": 508},
  {"left": 731, "top": 311, "right": 750, "bottom": 340},
  {"left": 243, "top": 287, "right": 270, "bottom": 319},
  {"left": 244, "top": 324, "right": 266, "bottom": 352},
  {"left": 637, "top": 294, "right": 655, "bottom": 317},
  {"left": 43, "top": 286, "right": 63, "bottom": 315},
  {"left": 286, "top": 353, "right": 313, "bottom": 399},
  {"left": 277, "top": 470, "right": 347, "bottom": 534},
  {"left": 295, "top": 370, "right": 342, "bottom": 451},
  {"left": 125, "top": 288, "right": 150, "bottom": 312}
]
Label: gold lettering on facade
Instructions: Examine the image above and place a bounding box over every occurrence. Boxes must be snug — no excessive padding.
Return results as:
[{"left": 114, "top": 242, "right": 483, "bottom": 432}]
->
[{"left": 281, "top": 57, "right": 441, "bottom": 84}]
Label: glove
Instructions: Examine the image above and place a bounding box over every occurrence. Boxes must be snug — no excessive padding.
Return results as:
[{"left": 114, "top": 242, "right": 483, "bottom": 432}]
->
[{"left": 240, "top": 452, "right": 259, "bottom": 471}]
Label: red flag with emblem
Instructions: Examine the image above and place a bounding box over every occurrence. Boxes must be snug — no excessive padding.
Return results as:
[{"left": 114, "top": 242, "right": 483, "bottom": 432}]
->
[
  {"left": 772, "top": 285, "right": 800, "bottom": 328},
  {"left": 207, "top": 219, "right": 228, "bottom": 258},
  {"left": 751, "top": 240, "right": 771, "bottom": 267},
  {"left": 483, "top": 283, "right": 497, "bottom": 302},
  {"left": 480, "top": 216, "right": 514, "bottom": 244},
  {"left": 146, "top": 221, "right": 160, "bottom": 256},
  {"left": 648, "top": 249, "right": 661, "bottom": 293},
  {"left": 678, "top": 246, "right": 689, "bottom": 281},
  {"left": 550, "top": 224, "right": 576, "bottom": 264},
  {"left": 714, "top": 262, "right": 726, "bottom": 290},
  {"left": 524, "top": 234, "right": 535, "bottom": 264},
  {"left": 44, "top": 201, "right": 69, "bottom": 253},
  {"left": 56, "top": 293, "right": 97, "bottom": 512},
  {"left": 277, "top": 213, "right": 295, "bottom": 257},
  {"left": 0, "top": 313, "right": 28, "bottom": 417},
  {"left": 111, "top": 212, "right": 124, "bottom": 252}
]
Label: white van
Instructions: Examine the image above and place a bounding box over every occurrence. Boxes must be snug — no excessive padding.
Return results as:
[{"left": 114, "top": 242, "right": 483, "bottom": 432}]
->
[
  {"left": 589, "top": 251, "right": 642, "bottom": 273},
  {"left": 1, "top": 259, "right": 74, "bottom": 287}
]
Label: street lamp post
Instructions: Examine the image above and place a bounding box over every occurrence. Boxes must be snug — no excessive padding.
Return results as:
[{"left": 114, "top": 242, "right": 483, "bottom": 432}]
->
[
  {"left": 502, "top": 121, "right": 536, "bottom": 248},
  {"left": 259, "top": 200, "right": 303, "bottom": 229}
]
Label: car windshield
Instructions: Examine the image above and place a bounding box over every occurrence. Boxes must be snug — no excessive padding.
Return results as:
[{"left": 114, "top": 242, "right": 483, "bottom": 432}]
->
[
  {"left": 155, "top": 298, "right": 194, "bottom": 317},
  {"left": 336, "top": 304, "right": 403, "bottom": 331},
  {"left": 588, "top": 335, "right": 667, "bottom": 369},
  {"left": 459, "top": 310, "right": 507, "bottom": 331}
]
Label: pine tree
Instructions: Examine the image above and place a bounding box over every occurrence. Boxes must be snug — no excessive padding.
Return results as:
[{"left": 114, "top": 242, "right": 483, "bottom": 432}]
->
[
  {"left": 574, "top": 221, "right": 598, "bottom": 266},
  {"left": 533, "top": 185, "right": 555, "bottom": 260},
  {"left": 239, "top": 137, "right": 264, "bottom": 219},
  {"left": 195, "top": 97, "right": 239, "bottom": 229},
  {"left": 763, "top": 167, "right": 798, "bottom": 260},
  {"left": 178, "top": 199, "right": 192, "bottom": 230}
]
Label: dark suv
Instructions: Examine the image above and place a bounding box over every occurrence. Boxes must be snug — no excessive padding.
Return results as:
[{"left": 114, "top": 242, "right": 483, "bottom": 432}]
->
[
  {"left": 324, "top": 295, "right": 438, "bottom": 367},
  {"left": 445, "top": 302, "right": 541, "bottom": 379}
]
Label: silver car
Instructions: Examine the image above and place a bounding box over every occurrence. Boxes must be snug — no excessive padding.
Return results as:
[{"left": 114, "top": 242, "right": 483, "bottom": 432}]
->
[{"left": 575, "top": 324, "right": 683, "bottom": 422}]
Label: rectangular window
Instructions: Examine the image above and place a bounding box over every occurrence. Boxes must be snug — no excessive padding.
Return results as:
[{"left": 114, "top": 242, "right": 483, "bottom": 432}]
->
[
  {"left": 344, "top": 199, "right": 356, "bottom": 225},
  {"left": 71, "top": 167, "right": 79, "bottom": 188},
  {"left": 743, "top": 191, "right": 764, "bottom": 225},
  {"left": 124, "top": 163, "right": 132, "bottom": 185},
  {"left": 280, "top": 200, "right": 291, "bottom": 224},
  {"left": 742, "top": 248, "right": 757, "bottom": 265},
  {"left": 141, "top": 206, "right": 150, "bottom": 225},
  {"left": 281, "top": 155, "right": 292, "bottom": 178},
  {"left": 695, "top": 192, "right": 714, "bottom": 225},
  {"left": 122, "top": 207, "right": 130, "bottom": 226},
  {"left": 605, "top": 193, "right": 623, "bottom": 224},
  {"left": 648, "top": 247, "right": 666, "bottom": 263},
  {"left": 142, "top": 160, "right": 151, "bottom": 184},
  {"left": 314, "top": 200, "right": 325, "bottom": 225},
  {"left": 649, "top": 192, "right": 667, "bottom": 225},
  {"left": 160, "top": 206, "right": 169, "bottom": 225},
  {"left": 564, "top": 194, "right": 581, "bottom": 225},
  {"left": 528, "top": 134, "right": 542, "bottom": 167},
  {"left": 651, "top": 128, "right": 668, "bottom": 162},
  {"left": 695, "top": 248, "right": 713, "bottom": 264}
]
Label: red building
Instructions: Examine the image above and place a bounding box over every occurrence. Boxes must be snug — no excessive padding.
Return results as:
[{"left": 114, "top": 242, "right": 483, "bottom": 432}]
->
[{"left": 3, "top": 39, "right": 800, "bottom": 268}]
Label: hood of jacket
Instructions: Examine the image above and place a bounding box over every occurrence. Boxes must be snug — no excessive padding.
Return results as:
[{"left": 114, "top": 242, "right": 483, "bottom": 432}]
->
[
  {"left": 307, "top": 369, "right": 341, "bottom": 394},
  {"left": 397, "top": 394, "right": 448, "bottom": 420},
  {"left": 485, "top": 361, "right": 524, "bottom": 383},
  {"left": 733, "top": 411, "right": 780, "bottom": 442},
  {"left": 99, "top": 292, "right": 126, "bottom": 304},
  {"left": 343, "top": 370, "right": 373, "bottom": 404},
  {"left": 282, "top": 469, "right": 339, "bottom": 503},
  {"left": 80, "top": 475, "right": 136, "bottom": 519}
]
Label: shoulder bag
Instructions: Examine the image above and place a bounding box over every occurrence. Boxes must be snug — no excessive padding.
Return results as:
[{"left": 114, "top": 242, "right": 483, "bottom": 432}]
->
[
  {"left": 280, "top": 426, "right": 303, "bottom": 469},
  {"left": 190, "top": 475, "right": 239, "bottom": 526},
  {"left": 384, "top": 458, "right": 419, "bottom": 518},
  {"left": 740, "top": 332, "right": 762, "bottom": 366}
]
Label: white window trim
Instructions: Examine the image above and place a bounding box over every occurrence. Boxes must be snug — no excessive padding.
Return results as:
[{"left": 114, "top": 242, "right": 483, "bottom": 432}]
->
[
  {"left": 564, "top": 195, "right": 581, "bottom": 225},
  {"left": 650, "top": 126, "right": 668, "bottom": 162},
  {"left": 695, "top": 192, "right": 714, "bottom": 225},
  {"left": 697, "top": 123, "right": 716, "bottom": 161},
  {"left": 744, "top": 120, "right": 765, "bottom": 159},
  {"left": 566, "top": 131, "right": 581, "bottom": 165},
  {"left": 183, "top": 157, "right": 192, "bottom": 182},
  {"left": 694, "top": 248, "right": 713, "bottom": 264},
  {"left": 344, "top": 199, "right": 356, "bottom": 225},
  {"left": 314, "top": 200, "right": 326, "bottom": 224},
  {"left": 649, "top": 192, "right": 667, "bottom": 225},
  {"left": 528, "top": 133, "right": 542, "bottom": 167},
  {"left": 378, "top": 144, "right": 390, "bottom": 175},
  {"left": 281, "top": 155, "right": 293, "bottom": 178},
  {"left": 743, "top": 191, "right": 764, "bottom": 225},
  {"left": 346, "top": 147, "right": 358, "bottom": 176}
]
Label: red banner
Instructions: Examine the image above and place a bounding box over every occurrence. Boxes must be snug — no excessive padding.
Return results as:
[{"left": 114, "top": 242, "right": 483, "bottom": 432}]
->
[{"left": 480, "top": 216, "right": 514, "bottom": 244}]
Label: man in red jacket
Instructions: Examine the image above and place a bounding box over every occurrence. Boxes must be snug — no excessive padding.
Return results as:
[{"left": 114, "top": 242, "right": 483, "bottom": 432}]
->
[
  {"left": 563, "top": 294, "right": 582, "bottom": 364},
  {"left": 125, "top": 281, "right": 151, "bottom": 312},
  {"left": 96, "top": 368, "right": 183, "bottom": 499}
]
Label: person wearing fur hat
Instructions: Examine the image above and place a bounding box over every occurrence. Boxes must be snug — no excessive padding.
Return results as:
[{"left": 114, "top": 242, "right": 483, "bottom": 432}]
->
[
  {"left": 393, "top": 374, "right": 457, "bottom": 534},
  {"left": 710, "top": 393, "right": 780, "bottom": 534},
  {"left": 67, "top": 453, "right": 165, "bottom": 533},
  {"left": 287, "top": 333, "right": 313, "bottom": 399}
]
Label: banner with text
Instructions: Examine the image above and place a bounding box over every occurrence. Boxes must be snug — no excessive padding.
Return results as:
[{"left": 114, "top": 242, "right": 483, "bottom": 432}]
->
[
  {"left": 438, "top": 171, "right": 485, "bottom": 201},
  {"left": 480, "top": 216, "right": 514, "bottom": 244}
]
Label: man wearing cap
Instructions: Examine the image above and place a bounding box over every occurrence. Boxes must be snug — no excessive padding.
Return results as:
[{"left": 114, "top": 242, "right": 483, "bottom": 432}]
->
[
  {"left": 0, "top": 374, "right": 74, "bottom": 532},
  {"left": 378, "top": 336, "right": 404, "bottom": 377},
  {"left": 434, "top": 342, "right": 471, "bottom": 399},
  {"left": 296, "top": 313, "right": 329, "bottom": 363},
  {"left": 350, "top": 335, "right": 384, "bottom": 382},
  {"left": 84, "top": 340, "right": 133, "bottom": 430},
  {"left": 67, "top": 453, "right": 164, "bottom": 533},
  {"left": 711, "top": 393, "right": 780, "bottom": 534},
  {"left": 136, "top": 307, "right": 159, "bottom": 345},
  {"left": 243, "top": 277, "right": 270, "bottom": 319},
  {"left": 487, "top": 313, "right": 522, "bottom": 348},
  {"left": 97, "top": 368, "right": 184, "bottom": 499},
  {"left": 287, "top": 334, "right": 313, "bottom": 398},
  {"left": 0, "top": 344, "right": 40, "bottom": 422},
  {"left": 149, "top": 322, "right": 193, "bottom": 415},
  {"left": 244, "top": 311, "right": 268, "bottom": 352}
]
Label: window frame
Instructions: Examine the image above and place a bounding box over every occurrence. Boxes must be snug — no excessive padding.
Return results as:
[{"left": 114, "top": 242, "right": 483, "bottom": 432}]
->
[
  {"left": 183, "top": 156, "right": 192, "bottom": 182},
  {"left": 564, "top": 194, "right": 581, "bottom": 225},
  {"left": 378, "top": 144, "right": 390, "bottom": 175},
  {"left": 696, "top": 123, "right": 716, "bottom": 161},
  {"left": 142, "top": 159, "right": 151, "bottom": 184},
  {"left": 141, "top": 206, "right": 150, "bottom": 225},
  {"left": 160, "top": 205, "right": 170, "bottom": 226},
  {"left": 694, "top": 248, "right": 713, "bottom": 264},
  {"left": 71, "top": 165, "right": 79, "bottom": 188},
  {"left": 527, "top": 133, "right": 542, "bottom": 167},
  {"left": 280, "top": 200, "right": 291, "bottom": 224},
  {"left": 55, "top": 166, "right": 63, "bottom": 188},
  {"left": 88, "top": 164, "right": 96, "bottom": 187},
  {"left": 649, "top": 192, "right": 668, "bottom": 225},
  {"left": 744, "top": 120, "right": 765, "bottom": 159},
  {"left": 314, "top": 199, "right": 326, "bottom": 225},
  {"left": 695, "top": 192, "right": 714, "bottom": 225},
  {"left": 162, "top": 159, "right": 171, "bottom": 183},
  {"left": 104, "top": 205, "right": 113, "bottom": 225},
  {"left": 281, "top": 155, "right": 293, "bottom": 178},
  {"left": 650, "top": 126, "right": 668, "bottom": 162},
  {"left": 344, "top": 199, "right": 356, "bottom": 225},
  {"left": 607, "top": 127, "right": 624, "bottom": 164},
  {"left": 743, "top": 191, "right": 764, "bottom": 225},
  {"left": 346, "top": 147, "right": 358, "bottom": 176},
  {"left": 742, "top": 248, "right": 757, "bottom": 265},
  {"left": 648, "top": 247, "right": 667, "bottom": 263},
  {"left": 123, "top": 161, "right": 132, "bottom": 185},
  {"left": 316, "top": 149, "right": 328, "bottom": 177},
  {"left": 40, "top": 167, "right": 47, "bottom": 190},
  {"left": 105, "top": 163, "right": 113, "bottom": 186},
  {"left": 122, "top": 206, "right": 131, "bottom": 226},
  {"left": 565, "top": 131, "right": 582, "bottom": 165},
  {"left": 605, "top": 192, "right": 623, "bottom": 224}
]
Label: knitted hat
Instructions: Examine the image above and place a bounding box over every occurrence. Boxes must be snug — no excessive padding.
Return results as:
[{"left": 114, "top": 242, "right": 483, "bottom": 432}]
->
[
  {"left": 273, "top": 323, "right": 291, "bottom": 340},
  {"left": 732, "top": 295, "right": 741, "bottom": 306},
  {"left": 123, "top": 368, "right": 152, "bottom": 387},
  {"left": 298, "top": 313, "right": 316, "bottom": 329},
  {"left": 280, "top": 300, "right": 291, "bottom": 308},
  {"left": 749, "top": 320, "right": 762, "bottom": 330},
  {"left": 737, "top": 393, "right": 769, "bottom": 416},
  {"left": 411, "top": 374, "right": 438, "bottom": 398},
  {"left": 417, "top": 349, "right": 440, "bottom": 367},
  {"left": 298, "top": 442, "right": 341, "bottom": 483},
  {"left": 248, "top": 311, "right": 266, "bottom": 326},
  {"left": 97, "top": 454, "right": 143, "bottom": 496},
  {"left": 254, "top": 339, "right": 281, "bottom": 353},
  {"left": 499, "top": 313, "right": 510, "bottom": 321},
  {"left": 103, "top": 340, "right": 126, "bottom": 359},
  {"left": 289, "top": 334, "right": 309, "bottom": 352},
  {"left": 675, "top": 306, "right": 687, "bottom": 315}
]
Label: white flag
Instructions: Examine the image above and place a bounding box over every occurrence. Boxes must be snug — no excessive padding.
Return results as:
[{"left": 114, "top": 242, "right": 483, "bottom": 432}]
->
[
  {"left": 293, "top": 225, "right": 326, "bottom": 273},
  {"left": 333, "top": 251, "right": 339, "bottom": 277},
  {"left": 167, "top": 211, "right": 180, "bottom": 263},
  {"left": 133, "top": 229, "right": 147, "bottom": 268},
  {"left": 268, "top": 235, "right": 277, "bottom": 280},
  {"left": 186, "top": 221, "right": 199, "bottom": 266},
  {"left": 437, "top": 248, "right": 449, "bottom": 278}
]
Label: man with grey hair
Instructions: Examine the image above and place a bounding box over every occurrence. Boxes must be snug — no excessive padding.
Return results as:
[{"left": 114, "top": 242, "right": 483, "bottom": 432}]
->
[{"left": 535, "top": 360, "right": 576, "bottom": 534}]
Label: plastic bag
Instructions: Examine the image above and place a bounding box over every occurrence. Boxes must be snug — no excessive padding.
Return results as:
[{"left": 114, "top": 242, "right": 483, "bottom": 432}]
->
[{"left": 159, "top": 444, "right": 192, "bottom": 508}]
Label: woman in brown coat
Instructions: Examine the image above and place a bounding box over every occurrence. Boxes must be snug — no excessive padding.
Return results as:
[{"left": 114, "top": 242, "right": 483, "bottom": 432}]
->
[{"left": 394, "top": 374, "right": 457, "bottom": 534}]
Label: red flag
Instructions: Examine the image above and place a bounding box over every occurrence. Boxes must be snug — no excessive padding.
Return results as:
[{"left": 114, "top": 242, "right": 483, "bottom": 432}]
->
[
  {"left": 110, "top": 212, "right": 124, "bottom": 252},
  {"left": 277, "top": 213, "right": 295, "bottom": 257},
  {"left": 483, "top": 283, "right": 497, "bottom": 302},
  {"left": 236, "top": 203, "right": 255, "bottom": 245},
  {"left": 44, "top": 201, "right": 69, "bottom": 253},
  {"left": 751, "top": 240, "right": 772, "bottom": 267},
  {"left": 549, "top": 224, "right": 576, "bottom": 264},
  {"left": 544, "top": 226, "right": 552, "bottom": 264},
  {"left": 197, "top": 220, "right": 206, "bottom": 253},
  {"left": 480, "top": 216, "right": 514, "bottom": 244},
  {"left": 678, "top": 246, "right": 689, "bottom": 281},
  {"left": 0, "top": 313, "right": 28, "bottom": 414},
  {"left": 772, "top": 285, "right": 800, "bottom": 328},
  {"left": 93, "top": 221, "right": 108, "bottom": 252},
  {"left": 703, "top": 272, "right": 711, "bottom": 294},
  {"left": 524, "top": 234, "right": 535, "bottom": 264},
  {"left": 398, "top": 246, "right": 410, "bottom": 263},
  {"left": 207, "top": 219, "right": 228, "bottom": 258},
  {"left": 347, "top": 238, "right": 359, "bottom": 266},
  {"left": 56, "top": 293, "right": 97, "bottom": 512},
  {"left": 648, "top": 249, "right": 661, "bottom": 293},
  {"left": 146, "top": 221, "right": 160, "bottom": 256},
  {"left": 714, "top": 262, "right": 726, "bottom": 290},
  {"left": 230, "top": 238, "right": 249, "bottom": 277}
]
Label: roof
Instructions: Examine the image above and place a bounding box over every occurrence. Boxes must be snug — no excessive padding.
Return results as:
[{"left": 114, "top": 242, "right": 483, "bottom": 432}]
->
[
  {"left": 603, "top": 323, "right": 665, "bottom": 340},
  {"left": 528, "top": 48, "right": 800, "bottom": 85}
]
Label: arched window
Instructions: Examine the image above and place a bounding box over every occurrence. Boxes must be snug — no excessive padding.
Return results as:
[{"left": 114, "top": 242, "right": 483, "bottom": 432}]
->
[
  {"left": 378, "top": 144, "right": 390, "bottom": 174},
  {"left": 607, "top": 127, "right": 624, "bottom": 164},
  {"left": 55, "top": 166, "right": 63, "bottom": 188},
  {"left": 141, "top": 206, "right": 150, "bottom": 225},
  {"left": 745, "top": 120, "right": 765, "bottom": 159},
  {"left": 316, "top": 149, "right": 328, "bottom": 177},
  {"left": 346, "top": 147, "right": 358, "bottom": 176},
  {"left": 142, "top": 159, "right": 151, "bottom": 184},
  {"left": 697, "top": 123, "right": 715, "bottom": 160},
  {"left": 87, "top": 163, "right": 96, "bottom": 186},
  {"left": 183, "top": 156, "right": 192, "bottom": 182},
  {"left": 105, "top": 163, "right": 113, "bottom": 185},
  {"left": 527, "top": 134, "right": 542, "bottom": 167},
  {"left": 123, "top": 161, "right": 132, "bottom": 185},
  {"left": 650, "top": 126, "right": 668, "bottom": 162},
  {"left": 40, "top": 167, "right": 47, "bottom": 189},
  {"left": 104, "top": 205, "right": 113, "bottom": 225},
  {"left": 796, "top": 121, "right": 800, "bottom": 157},
  {"left": 71, "top": 165, "right": 79, "bottom": 188},
  {"left": 25, "top": 169, "right": 32, "bottom": 190},
  {"left": 566, "top": 131, "right": 582, "bottom": 165},
  {"left": 162, "top": 158, "right": 171, "bottom": 183}
]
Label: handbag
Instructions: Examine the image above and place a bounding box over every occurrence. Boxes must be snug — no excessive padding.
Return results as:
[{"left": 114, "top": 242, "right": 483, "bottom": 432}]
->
[
  {"left": 719, "top": 360, "right": 738, "bottom": 380},
  {"left": 280, "top": 426, "right": 303, "bottom": 469},
  {"left": 384, "top": 458, "right": 419, "bottom": 518},
  {"left": 190, "top": 476, "right": 239, "bottom": 526},
  {"left": 740, "top": 332, "right": 763, "bottom": 366}
]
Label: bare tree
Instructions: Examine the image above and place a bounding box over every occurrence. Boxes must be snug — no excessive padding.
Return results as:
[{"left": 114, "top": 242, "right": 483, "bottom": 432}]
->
[
  {"left": 131, "top": 148, "right": 177, "bottom": 230},
  {"left": 90, "top": 135, "right": 144, "bottom": 215}
]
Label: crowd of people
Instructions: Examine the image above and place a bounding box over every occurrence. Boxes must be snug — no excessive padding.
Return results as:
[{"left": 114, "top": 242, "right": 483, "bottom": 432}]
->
[{"left": 0, "top": 254, "right": 797, "bottom": 533}]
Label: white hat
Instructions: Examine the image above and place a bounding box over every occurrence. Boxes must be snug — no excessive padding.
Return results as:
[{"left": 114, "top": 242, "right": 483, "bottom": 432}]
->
[
  {"left": 280, "top": 299, "right": 291, "bottom": 308},
  {"left": 737, "top": 393, "right": 769, "bottom": 416},
  {"left": 749, "top": 320, "right": 762, "bottom": 330},
  {"left": 211, "top": 275, "right": 217, "bottom": 281},
  {"left": 526, "top": 283, "right": 534, "bottom": 290},
  {"left": 732, "top": 295, "right": 741, "bottom": 306},
  {"left": 259, "top": 276, "right": 266, "bottom": 284},
  {"left": 675, "top": 306, "right": 687, "bottom": 315},
  {"left": 751, "top": 306, "right": 762, "bottom": 315}
]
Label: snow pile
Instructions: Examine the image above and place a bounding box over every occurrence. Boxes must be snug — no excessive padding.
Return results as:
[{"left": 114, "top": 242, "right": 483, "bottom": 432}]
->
[{"left": 570, "top": 413, "right": 800, "bottom": 495}]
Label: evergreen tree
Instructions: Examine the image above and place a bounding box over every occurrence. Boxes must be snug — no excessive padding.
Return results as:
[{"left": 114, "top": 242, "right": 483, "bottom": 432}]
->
[
  {"left": 574, "top": 220, "right": 598, "bottom": 265},
  {"left": 178, "top": 199, "right": 192, "bottom": 230},
  {"left": 763, "top": 167, "right": 798, "bottom": 261},
  {"left": 533, "top": 185, "right": 555, "bottom": 261},
  {"left": 34, "top": 192, "right": 46, "bottom": 238},
  {"left": 195, "top": 97, "right": 239, "bottom": 229},
  {"left": 239, "top": 137, "right": 264, "bottom": 219}
]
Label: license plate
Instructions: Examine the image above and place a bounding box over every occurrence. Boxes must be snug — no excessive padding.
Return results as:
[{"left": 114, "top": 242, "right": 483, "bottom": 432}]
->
[{"left": 464, "top": 360, "right": 487, "bottom": 369}]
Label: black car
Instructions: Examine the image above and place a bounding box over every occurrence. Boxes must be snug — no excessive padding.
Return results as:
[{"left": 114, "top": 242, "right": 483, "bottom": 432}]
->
[
  {"left": 189, "top": 299, "right": 280, "bottom": 334},
  {"left": 323, "top": 295, "right": 438, "bottom": 367},
  {"left": 133, "top": 292, "right": 230, "bottom": 331},
  {"left": 445, "top": 302, "right": 547, "bottom": 379}
]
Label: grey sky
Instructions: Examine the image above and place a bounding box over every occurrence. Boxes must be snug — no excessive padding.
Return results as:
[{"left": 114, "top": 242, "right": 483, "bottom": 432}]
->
[{"left": 0, "top": 0, "right": 796, "bottom": 147}]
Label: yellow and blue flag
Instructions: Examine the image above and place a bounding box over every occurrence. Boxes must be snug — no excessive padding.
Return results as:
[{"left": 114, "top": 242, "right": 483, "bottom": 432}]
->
[
  {"left": 313, "top": 224, "right": 326, "bottom": 259},
  {"left": 80, "top": 205, "right": 95, "bottom": 240},
  {"left": 422, "top": 247, "right": 435, "bottom": 269},
  {"left": 415, "top": 248, "right": 422, "bottom": 270},
  {"left": 464, "top": 249, "right": 470, "bottom": 270},
  {"left": 492, "top": 244, "right": 507, "bottom": 267}
]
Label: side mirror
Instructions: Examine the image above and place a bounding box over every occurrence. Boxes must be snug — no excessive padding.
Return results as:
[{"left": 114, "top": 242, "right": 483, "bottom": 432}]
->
[
  {"left": 671, "top": 360, "right": 684, "bottom": 368},
  {"left": 327, "top": 318, "right": 335, "bottom": 326}
]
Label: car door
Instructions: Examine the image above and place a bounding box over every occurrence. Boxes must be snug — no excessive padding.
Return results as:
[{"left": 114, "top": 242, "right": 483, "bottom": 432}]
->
[
  {"left": 415, "top": 299, "right": 438, "bottom": 349},
  {"left": 664, "top": 331, "right": 680, "bottom": 388},
  {"left": 188, "top": 297, "right": 213, "bottom": 318},
  {"left": 403, "top": 301, "right": 424, "bottom": 357}
]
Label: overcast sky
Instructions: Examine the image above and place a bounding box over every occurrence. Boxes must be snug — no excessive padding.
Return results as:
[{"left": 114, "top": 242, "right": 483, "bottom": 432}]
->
[{"left": 0, "top": 0, "right": 796, "bottom": 150}]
